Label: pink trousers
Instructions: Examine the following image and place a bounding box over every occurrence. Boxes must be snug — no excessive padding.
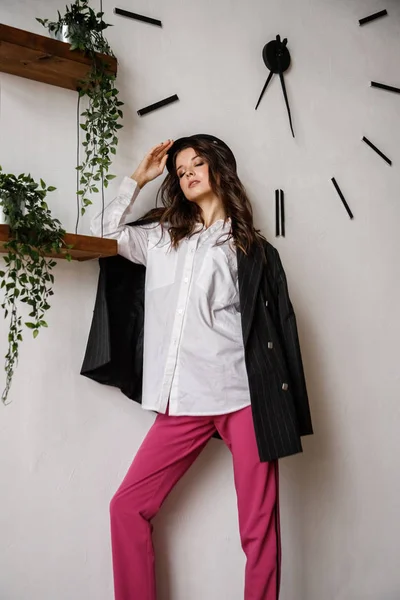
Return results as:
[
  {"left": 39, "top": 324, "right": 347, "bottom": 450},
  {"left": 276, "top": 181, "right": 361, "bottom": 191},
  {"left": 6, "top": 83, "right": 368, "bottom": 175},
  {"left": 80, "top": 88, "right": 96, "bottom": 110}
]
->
[{"left": 109, "top": 405, "right": 281, "bottom": 600}]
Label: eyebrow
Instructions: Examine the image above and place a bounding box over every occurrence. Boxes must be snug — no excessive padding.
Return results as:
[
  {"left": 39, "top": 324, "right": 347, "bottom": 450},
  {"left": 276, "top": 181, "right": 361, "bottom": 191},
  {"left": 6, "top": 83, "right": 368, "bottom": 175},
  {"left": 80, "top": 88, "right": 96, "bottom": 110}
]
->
[{"left": 176, "top": 154, "right": 200, "bottom": 172}]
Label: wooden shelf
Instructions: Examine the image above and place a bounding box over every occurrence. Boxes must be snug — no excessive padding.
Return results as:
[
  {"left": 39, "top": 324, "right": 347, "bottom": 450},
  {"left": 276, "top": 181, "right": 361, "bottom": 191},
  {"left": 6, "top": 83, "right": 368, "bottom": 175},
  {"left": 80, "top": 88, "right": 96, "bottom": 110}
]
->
[
  {"left": 0, "top": 23, "right": 117, "bottom": 91},
  {"left": 0, "top": 24, "right": 119, "bottom": 261},
  {"left": 0, "top": 225, "right": 117, "bottom": 262}
]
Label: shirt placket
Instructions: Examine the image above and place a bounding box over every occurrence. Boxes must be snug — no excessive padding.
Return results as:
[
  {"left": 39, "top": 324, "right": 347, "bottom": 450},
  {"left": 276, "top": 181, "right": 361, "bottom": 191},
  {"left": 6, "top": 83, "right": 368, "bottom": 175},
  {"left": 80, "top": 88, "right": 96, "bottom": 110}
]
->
[{"left": 159, "top": 234, "right": 200, "bottom": 413}]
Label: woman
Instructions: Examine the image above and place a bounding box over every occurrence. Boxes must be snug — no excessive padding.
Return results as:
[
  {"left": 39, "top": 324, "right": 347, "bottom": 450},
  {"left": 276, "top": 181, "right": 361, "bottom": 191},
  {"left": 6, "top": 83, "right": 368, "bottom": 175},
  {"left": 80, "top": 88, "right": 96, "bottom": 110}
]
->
[{"left": 89, "top": 134, "right": 313, "bottom": 600}]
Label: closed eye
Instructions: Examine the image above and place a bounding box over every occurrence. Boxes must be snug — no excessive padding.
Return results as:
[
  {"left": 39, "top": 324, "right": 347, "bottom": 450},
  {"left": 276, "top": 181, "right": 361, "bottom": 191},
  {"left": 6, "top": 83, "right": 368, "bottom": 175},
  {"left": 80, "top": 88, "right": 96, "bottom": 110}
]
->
[{"left": 178, "top": 162, "right": 204, "bottom": 178}]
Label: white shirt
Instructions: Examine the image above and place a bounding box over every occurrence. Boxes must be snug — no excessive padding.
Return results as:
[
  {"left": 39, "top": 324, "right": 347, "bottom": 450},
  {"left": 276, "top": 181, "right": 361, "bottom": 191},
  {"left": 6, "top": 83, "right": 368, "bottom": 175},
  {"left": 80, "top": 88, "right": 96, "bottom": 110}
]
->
[{"left": 90, "top": 176, "right": 251, "bottom": 416}]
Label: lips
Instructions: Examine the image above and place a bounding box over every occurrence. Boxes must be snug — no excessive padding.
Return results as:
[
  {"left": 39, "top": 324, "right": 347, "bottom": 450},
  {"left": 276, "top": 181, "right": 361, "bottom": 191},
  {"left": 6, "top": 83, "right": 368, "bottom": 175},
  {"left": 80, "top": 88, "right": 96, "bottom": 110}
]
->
[{"left": 189, "top": 180, "right": 200, "bottom": 188}]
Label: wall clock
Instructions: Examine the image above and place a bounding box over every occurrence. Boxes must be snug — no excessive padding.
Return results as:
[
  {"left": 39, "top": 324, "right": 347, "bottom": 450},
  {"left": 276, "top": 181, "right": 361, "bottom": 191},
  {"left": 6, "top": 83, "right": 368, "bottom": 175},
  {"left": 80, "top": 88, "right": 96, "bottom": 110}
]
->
[
  {"left": 255, "top": 34, "right": 295, "bottom": 138},
  {"left": 112, "top": 5, "right": 396, "bottom": 232}
]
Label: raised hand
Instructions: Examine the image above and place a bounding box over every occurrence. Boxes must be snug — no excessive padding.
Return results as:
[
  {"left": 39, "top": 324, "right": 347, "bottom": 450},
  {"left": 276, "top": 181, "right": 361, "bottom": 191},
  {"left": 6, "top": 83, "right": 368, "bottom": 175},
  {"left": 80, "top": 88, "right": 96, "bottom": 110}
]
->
[{"left": 131, "top": 139, "right": 174, "bottom": 188}]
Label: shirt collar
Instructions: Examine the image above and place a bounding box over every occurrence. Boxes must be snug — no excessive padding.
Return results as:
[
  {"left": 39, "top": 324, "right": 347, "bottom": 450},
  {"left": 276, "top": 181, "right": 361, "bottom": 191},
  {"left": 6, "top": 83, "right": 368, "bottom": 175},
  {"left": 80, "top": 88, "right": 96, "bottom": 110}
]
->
[{"left": 194, "top": 217, "right": 231, "bottom": 233}]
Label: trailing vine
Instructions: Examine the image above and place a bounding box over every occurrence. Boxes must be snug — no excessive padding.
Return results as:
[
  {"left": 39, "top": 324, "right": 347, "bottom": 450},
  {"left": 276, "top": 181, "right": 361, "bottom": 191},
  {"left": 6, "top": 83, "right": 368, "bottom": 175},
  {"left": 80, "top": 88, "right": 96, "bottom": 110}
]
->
[
  {"left": 37, "top": 0, "right": 123, "bottom": 218},
  {"left": 0, "top": 167, "right": 71, "bottom": 403}
]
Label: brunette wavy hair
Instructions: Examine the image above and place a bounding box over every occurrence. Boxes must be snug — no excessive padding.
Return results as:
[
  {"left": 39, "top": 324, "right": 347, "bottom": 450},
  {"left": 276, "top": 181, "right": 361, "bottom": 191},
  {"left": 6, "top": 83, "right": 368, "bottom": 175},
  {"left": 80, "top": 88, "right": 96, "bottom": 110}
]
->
[{"left": 136, "top": 138, "right": 265, "bottom": 255}]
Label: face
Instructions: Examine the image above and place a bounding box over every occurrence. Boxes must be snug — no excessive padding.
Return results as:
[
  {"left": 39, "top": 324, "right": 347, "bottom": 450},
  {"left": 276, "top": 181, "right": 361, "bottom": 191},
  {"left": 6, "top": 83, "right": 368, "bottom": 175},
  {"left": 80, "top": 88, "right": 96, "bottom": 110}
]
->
[{"left": 175, "top": 147, "right": 212, "bottom": 201}]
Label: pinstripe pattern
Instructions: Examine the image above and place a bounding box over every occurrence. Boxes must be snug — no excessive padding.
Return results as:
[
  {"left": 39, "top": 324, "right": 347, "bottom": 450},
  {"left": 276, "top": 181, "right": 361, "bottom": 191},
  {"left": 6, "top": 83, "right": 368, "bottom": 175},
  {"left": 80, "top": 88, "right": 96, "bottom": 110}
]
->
[
  {"left": 81, "top": 255, "right": 146, "bottom": 401},
  {"left": 81, "top": 235, "right": 313, "bottom": 462},
  {"left": 237, "top": 240, "right": 313, "bottom": 460}
]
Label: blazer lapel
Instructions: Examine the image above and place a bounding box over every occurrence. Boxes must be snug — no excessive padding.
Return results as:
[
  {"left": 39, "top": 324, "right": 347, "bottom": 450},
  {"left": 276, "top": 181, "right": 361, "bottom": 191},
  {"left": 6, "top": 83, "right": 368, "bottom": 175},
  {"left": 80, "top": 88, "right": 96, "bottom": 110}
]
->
[{"left": 237, "top": 243, "right": 264, "bottom": 346}]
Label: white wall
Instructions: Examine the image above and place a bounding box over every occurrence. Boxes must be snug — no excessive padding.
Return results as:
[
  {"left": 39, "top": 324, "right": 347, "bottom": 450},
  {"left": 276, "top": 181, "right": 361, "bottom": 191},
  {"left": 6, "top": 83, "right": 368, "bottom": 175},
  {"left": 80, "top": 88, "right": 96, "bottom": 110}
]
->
[{"left": 1, "top": 0, "right": 400, "bottom": 598}]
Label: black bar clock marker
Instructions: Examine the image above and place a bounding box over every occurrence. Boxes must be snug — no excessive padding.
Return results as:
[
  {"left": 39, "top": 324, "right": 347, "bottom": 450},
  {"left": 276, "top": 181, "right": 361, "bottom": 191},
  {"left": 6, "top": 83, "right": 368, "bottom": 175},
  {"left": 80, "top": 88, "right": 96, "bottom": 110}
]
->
[
  {"left": 137, "top": 95, "right": 179, "bottom": 116},
  {"left": 359, "top": 10, "right": 388, "bottom": 26},
  {"left": 114, "top": 8, "right": 162, "bottom": 27},
  {"left": 371, "top": 81, "right": 400, "bottom": 95},
  {"left": 331, "top": 178, "right": 354, "bottom": 220},
  {"left": 362, "top": 137, "right": 392, "bottom": 166},
  {"left": 275, "top": 189, "right": 285, "bottom": 236},
  {"left": 280, "top": 190, "right": 285, "bottom": 237}
]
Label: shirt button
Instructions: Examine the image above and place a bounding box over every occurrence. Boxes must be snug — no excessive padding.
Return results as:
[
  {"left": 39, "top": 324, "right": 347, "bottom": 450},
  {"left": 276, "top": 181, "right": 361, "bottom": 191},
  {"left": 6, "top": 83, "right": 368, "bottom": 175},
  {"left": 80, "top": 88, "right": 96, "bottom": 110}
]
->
[
  {"left": 282, "top": 383, "right": 289, "bottom": 391},
  {"left": 184, "top": 277, "right": 189, "bottom": 283},
  {"left": 178, "top": 308, "right": 183, "bottom": 315},
  {"left": 190, "top": 248, "right": 195, "bottom": 253},
  {"left": 265, "top": 300, "right": 269, "bottom": 307}
]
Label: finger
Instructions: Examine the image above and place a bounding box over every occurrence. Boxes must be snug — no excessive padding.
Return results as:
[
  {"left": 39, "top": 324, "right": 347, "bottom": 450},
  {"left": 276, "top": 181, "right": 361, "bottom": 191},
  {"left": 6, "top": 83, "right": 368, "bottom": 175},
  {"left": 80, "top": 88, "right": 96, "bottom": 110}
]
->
[
  {"left": 148, "top": 142, "right": 165, "bottom": 157},
  {"left": 160, "top": 153, "right": 169, "bottom": 169},
  {"left": 157, "top": 139, "right": 174, "bottom": 160},
  {"left": 146, "top": 141, "right": 166, "bottom": 161},
  {"left": 150, "top": 139, "right": 173, "bottom": 158}
]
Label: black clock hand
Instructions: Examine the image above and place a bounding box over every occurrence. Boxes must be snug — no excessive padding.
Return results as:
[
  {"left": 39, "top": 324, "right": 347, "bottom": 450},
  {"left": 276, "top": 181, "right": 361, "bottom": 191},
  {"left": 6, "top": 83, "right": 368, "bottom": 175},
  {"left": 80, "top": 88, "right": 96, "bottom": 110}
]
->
[
  {"left": 276, "top": 39, "right": 295, "bottom": 138},
  {"left": 255, "top": 70, "right": 274, "bottom": 111},
  {"left": 257, "top": 35, "right": 295, "bottom": 137},
  {"left": 277, "top": 69, "right": 295, "bottom": 138}
]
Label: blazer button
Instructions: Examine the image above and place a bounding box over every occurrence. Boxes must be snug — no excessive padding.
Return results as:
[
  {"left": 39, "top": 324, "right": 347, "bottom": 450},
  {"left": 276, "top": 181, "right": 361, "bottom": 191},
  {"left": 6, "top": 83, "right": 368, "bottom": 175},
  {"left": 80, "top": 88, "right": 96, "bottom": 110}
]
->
[
  {"left": 265, "top": 300, "right": 269, "bottom": 307},
  {"left": 268, "top": 342, "right": 273, "bottom": 349},
  {"left": 282, "top": 383, "right": 289, "bottom": 391}
]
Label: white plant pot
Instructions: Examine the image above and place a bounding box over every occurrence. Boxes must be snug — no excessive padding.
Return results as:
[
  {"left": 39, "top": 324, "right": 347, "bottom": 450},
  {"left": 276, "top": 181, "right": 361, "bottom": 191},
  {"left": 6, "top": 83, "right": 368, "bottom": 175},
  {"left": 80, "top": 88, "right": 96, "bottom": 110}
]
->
[
  {"left": 0, "top": 208, "right": 9, "bottom": 226},
  {"left": 50, "top": 24, "right": 70, "bottom": 43},
  {"left": 50, "top": 24, "right": 82, "bottom": 44},
  {"left": 0, "top": 205, "right": 26, "bottom": 226}
]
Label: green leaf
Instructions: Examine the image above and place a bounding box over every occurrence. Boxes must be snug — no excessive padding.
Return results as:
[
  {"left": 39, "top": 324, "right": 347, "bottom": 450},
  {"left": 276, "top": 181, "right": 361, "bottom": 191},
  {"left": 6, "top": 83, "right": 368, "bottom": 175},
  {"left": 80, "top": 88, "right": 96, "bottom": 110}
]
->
[
  {"left": 47, "top": 186, "right": 57, "bottom": 192},
  {"left": 25, "top": 322, "right": 35, "bottom": 329},
  {"left": 33, "top": 329, "right": 39, "bottom": 339}
]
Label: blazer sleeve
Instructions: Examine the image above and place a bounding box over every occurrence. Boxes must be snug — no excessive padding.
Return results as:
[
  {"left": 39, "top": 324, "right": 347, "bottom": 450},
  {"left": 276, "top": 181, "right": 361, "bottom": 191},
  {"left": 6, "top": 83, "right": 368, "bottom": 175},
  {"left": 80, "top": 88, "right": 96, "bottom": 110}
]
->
[
  {"left": 80, "top": 254, "right": 146, "bottom": 403},
  {"left": 274, "top": 249, "right": 314, "bottom": 436}
]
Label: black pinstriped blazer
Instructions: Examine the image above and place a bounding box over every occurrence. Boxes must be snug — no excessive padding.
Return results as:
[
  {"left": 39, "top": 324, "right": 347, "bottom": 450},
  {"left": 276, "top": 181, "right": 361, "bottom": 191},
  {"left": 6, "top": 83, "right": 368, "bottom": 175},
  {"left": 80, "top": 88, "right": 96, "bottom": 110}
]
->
[{"left": 81, "top": 233, "right": 313, "bottom": 462}]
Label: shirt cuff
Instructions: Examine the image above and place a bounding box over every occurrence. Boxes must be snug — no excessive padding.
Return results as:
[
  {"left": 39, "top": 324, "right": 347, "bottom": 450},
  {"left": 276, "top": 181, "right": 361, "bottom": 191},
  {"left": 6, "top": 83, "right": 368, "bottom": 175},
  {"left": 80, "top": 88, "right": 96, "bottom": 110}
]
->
[{"left": 119, "top": 176, "right": 141, "bottom": 201}]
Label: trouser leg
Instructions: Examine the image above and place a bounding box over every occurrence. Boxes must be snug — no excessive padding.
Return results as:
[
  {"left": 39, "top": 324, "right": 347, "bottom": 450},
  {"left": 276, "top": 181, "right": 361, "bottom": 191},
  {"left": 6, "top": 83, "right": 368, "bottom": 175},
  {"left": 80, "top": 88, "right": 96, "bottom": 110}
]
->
[
  {"left": 109, "top": 411, "right": 215, "bottom": 600},
  {"left": 215, "top": 406, "right": 281, "bottom": 600}
]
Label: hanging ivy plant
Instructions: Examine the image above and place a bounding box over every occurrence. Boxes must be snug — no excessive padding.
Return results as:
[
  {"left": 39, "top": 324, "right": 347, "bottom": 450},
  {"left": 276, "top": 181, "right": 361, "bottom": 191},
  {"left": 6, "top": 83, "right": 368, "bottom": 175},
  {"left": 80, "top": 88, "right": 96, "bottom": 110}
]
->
[
  {"left": 0, "top": 167, "right": 72, "bottom": 404},
  {"left": 37, "top": 0, "right": 123, "bottom": 217}
]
